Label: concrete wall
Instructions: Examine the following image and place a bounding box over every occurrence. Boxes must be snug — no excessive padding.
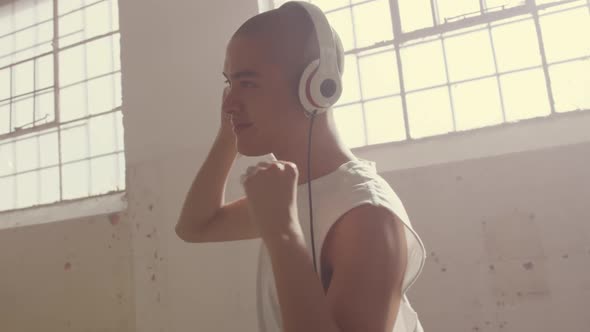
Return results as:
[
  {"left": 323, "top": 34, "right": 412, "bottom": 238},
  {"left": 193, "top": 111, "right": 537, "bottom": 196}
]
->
[
  {"left": 385, "top": 140, "right": 590, "bottom": 331},
  {"left": 0, "top": 211, "right": 135, "bottom": 331},
  {"left": 0, "top": 0, "right": 588, "bottom": 331}
]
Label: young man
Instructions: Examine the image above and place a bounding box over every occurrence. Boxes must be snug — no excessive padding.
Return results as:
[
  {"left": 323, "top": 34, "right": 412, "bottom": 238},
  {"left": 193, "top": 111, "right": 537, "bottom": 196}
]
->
[{"left": 176, "top": 2, "right": 426, "bottom": 332}]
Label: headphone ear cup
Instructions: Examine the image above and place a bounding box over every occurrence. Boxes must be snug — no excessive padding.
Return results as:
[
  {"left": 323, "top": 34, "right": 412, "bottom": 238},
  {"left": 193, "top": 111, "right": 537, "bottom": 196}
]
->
[{"left": 299, "top": 59, "right": 320, "bottom": 113}]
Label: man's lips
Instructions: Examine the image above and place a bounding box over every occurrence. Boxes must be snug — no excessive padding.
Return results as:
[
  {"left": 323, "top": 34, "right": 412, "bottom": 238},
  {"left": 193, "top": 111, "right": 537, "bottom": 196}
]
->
[{"left": 233, "top": 123, "right": 253, "bottom": 132}]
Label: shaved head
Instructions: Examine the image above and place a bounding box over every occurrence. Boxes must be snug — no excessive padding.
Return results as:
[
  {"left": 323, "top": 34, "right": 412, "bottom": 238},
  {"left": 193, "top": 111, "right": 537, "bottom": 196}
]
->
[
  {"left": 221, "top": 2, "right": 347, "bottom": 157},
  {"left": 232, "top": 3, "right": 343, "bottom": 94}
]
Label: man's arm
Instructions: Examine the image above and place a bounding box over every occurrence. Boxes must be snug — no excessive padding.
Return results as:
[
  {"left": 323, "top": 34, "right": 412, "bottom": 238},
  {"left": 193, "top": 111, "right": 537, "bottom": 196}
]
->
[
  {"left": 266, "top": 204, "right": 408, "bottom": 332},
  {"left": 176, "top": 88, "right": 261, "bottom": 243}
]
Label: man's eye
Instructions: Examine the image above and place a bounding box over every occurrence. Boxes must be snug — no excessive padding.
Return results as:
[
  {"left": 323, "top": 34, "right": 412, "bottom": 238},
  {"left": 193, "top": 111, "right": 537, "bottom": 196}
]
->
[
  {"left": 240, "top": 81, "right": 257, "bottom": 88},
  {"left": 224, "top": 79, "right": 230, "bottom": 85}
]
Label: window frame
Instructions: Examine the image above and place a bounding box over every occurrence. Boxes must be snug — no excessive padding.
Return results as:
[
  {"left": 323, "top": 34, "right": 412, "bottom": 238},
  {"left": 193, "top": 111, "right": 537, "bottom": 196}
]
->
[
  {"left": 267, "top": 0, "right": 590, "bottom": 148},
  {"left": 0, "top": 0, "right": 125, "bottom": 213}
]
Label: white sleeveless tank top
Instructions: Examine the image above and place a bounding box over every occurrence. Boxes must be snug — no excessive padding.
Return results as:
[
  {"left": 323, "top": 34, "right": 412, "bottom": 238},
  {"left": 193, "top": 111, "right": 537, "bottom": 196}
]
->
[{"left": 256, "top": 158, "right": 427, "bottom": 332}]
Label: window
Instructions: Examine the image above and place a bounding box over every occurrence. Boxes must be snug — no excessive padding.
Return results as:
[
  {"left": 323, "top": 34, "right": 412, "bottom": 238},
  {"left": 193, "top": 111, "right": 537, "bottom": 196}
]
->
[
  {"left": 0, "top": 0, "right": 124, "bottom": 213},
  {"left": 271, "top": 0, "right": 590, "bottom": 148}
]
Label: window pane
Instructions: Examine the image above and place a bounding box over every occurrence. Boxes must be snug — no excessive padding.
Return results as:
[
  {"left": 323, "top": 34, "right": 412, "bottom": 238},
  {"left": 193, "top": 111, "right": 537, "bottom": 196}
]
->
[
  {"left": 444, "top": 27, "right": 496, "bottom": 82},
  {"left": 272, "top": 0, "right": 291, "bottom": 9},
  {"left": 0, "top": 35, "right": 14, "bottom": 67},
  {"left": 89, "top": 112, "right": 118, "bottom": 157},
  {"left": 13, "top": 60, "right": 34, "bottom": 96},
  {"left": 39, "top": 130, "right": 58, "bottom": 167},
  {"left": 88, "top": 73, "right": 120, "bottom": 115},
  {"left": 117, "top": 152, "right": 125, "bottom": 190},
  {"left": 16, "top": 170, "right": 38, "bottom": 208},
  {"left": 353, "top": 0, "right": 394, "bottom": 49},
  {"left": 59, "top": 43, "right": 86, "bottom": 87},
  {"left": 326, "top": 8, "right": 355, "bottom": 51},
  {"left": 0, "top": 2, "right": 13, "bottom": 33},
  {"left": 59, "top": 1, "right": 118, "bottom": 46},
  {"left": 401, "top": 37, "right": 448, "bottom": 91},
  {"left": 36, "top": 0, "right": 53, "bottom": 22},
  {"left": 14, "top": 27, "right": 36, "bottom": 60},
  {"left": 500, "top": 68, "right": 551, "bottom": 122},
  {"left": 0, "top": 176, "right": 15, "bottom": 211},
  {"left": 0, "top": 68, "right": 9, "bottom": 100},
  {"left": 537, "top": 0, "right": 585, "bottom": 8},
  {"left": 333, "top": 103, "right": 365, "bottom": 148},
  {"left": 116, "top": 111, "right": 124, "bottom": 151},
  {"left": 549, "top": 59, "right": 590, "bottom": 113},
  {"left": 59, "top": 9, "right": 84, "bottom": 47},
  {"left": 309, "top": 0, "right": 349, "bottom": 12},
  {"left": 452, "top": 77, "right": 503, "bottom": 131},
  {"left": 13, "top": 0, "right": 35, "bottom": 30},
  {"left": 13, "top": 96, "right": 34, "bottom": 129},
  {"left": 87, "top": 35, "right": 118, "bottom": 78},
  {"left": 407, "top": 86, "right": 454, "bottom": 138},
  {"left": 0, "top": 104, "right": 9, "bottom": 135},
  {"left": 491, "top": 16, "right": 541, "bottom": 73},
  {"left": 113, "top": 33, "right": 121, "bottom": 71},
  {"left": 111, "top": 0, "right": 120, "bottom": 31},
  {"left": 11, "top": 0, "right": 52, "bottom": 61},
  {"left": 90, "top": 154, "right": 118, "bottom": 195},
  {"left": 60, "top": 120, "right": 89, "bottom": 163},
  {"left": 36, "top": 54, "right": 54, "bottom": 90},
  {"left": 35, "top": 90, "right": 55, "bottom": 123},
  {"left": 436, "top": 0, "right": 481, "bottom": 24},
  {"left": 336, "top": 54, "right": 361, "bottom": 105},
  {"left": 399, "top": 0, "right": 434, "bottom": 32},
  {"left": 62, "top": 159, "right": 89, "bottom": 199},
  {"left": 0, "top": 142, "right": 15, "bottom": 176},
  {"left": 485, "top": 0, "right": 526, "bottom": 11},
  {"left": 540, "top": 6, "right": 590, "bottom": 63},
  {"left": 364, "top": 97, "right": 406, "bottom": 144},
  {"left": 60, "top": 82, "right": 87, "bottom": 121},
  {"left": 358, "top": 49, "right": 400, "bottom": 99},
  {"left": 40, "top": 166, "right": 59, "bottom": 205},
  {"left": 536, "top": 0, "right": 566, "bottom": 4},
  {"left": 85, "top": 0, "right": 117, "bottom": 39},
  {"left": 36, "top": 20, "right": 54, "bottom": 54},
  {"left": 15, "top": 135, "right": 38, "bottom": 172},
  {"left": 58, "top": 0, "right": 84, "bottom": 15}
]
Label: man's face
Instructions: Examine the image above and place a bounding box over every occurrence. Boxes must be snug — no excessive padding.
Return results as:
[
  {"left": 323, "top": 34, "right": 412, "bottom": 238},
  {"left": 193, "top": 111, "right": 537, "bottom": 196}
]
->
[{"left": 222, "top": 36, "right": 302, "bottom": 157}]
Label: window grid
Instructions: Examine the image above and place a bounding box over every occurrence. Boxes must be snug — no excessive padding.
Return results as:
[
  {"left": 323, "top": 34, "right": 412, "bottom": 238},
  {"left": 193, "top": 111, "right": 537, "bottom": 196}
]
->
[
  {"left": 272, "top": 0, "right": 590, "bottom": 147},
  {"left": 348, "top": 0, "right": 370, "bottom": 146},
  {"left": 0, "top": 0, "right": 124, "bottom": 212},
  {"left": 82, "top": 0, "right": 92, "bottom": 197},
  {"left": 532, "top": 0, "right": 557, "bottom": 116},
  {"left": 389, "top": 0, "right": 411, "bottom": 140},
  {"left": 486, "top": 17, "right": 508, "bottom": 123},
  {"left": 439, "top": 33, "right": 458, "bottom": 132}
]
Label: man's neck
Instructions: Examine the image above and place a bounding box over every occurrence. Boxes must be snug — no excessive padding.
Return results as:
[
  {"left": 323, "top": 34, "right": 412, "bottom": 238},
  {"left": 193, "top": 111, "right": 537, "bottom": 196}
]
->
[{"left": 273, "top": 121, "right": 356, "bottom": 186}]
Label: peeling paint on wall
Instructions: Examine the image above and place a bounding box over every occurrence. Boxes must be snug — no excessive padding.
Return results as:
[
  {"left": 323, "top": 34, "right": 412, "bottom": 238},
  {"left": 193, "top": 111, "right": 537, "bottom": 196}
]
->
[{"left": 109, "top": 214, "right": 120, "bottom": 226}]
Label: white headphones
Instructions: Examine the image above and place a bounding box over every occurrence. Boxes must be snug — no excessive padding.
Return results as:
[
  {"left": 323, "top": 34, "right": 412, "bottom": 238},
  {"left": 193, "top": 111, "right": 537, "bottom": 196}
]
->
[{"left": 290, "top": 1, "right": 344, "bottom": 116}]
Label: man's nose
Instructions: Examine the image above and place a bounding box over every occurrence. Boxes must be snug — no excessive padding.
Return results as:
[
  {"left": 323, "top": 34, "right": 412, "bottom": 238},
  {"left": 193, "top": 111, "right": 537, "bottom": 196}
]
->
[{"left": 222, "top": 87, "right": 240, "bottom": 115}]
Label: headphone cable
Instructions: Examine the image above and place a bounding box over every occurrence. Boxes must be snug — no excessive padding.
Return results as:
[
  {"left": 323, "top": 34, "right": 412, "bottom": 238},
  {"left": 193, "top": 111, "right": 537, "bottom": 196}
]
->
[{"left": 307, "top": 109, "right": 318, "bottom": 274}]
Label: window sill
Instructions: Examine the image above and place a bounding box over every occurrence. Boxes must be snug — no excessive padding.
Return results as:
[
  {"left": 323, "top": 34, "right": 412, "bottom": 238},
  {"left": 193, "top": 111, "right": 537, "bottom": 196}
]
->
[
  {"left": 353, "top": 110, "right": 590, "bottom": 173},
  {"left": 0, "top": 191, "right": 128, "bottom": 231}
]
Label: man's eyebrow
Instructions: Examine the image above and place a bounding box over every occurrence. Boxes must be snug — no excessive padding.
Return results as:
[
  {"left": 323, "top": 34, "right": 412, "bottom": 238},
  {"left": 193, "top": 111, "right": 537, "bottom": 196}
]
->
[{"left": 222, "top": 70, "right": 260, "bottom": 80}]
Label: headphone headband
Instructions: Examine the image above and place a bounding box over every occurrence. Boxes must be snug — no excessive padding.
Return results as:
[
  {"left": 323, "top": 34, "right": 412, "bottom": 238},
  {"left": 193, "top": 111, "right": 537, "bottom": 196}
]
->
[
  {"left": 294, "top": 2, "right": 339, "bottom": 77},
  {"left": 291, "top": 1, "right": 343, "bottom": 115}
]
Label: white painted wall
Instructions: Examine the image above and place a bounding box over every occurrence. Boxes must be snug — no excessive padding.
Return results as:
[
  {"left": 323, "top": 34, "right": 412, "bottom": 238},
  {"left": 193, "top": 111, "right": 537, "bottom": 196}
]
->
[
  {"left": 1, "top": 0, "right": 589, "bottom": 331},
  {"left": 382, "top": 140, "right": 590, "bottom": 331}
]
